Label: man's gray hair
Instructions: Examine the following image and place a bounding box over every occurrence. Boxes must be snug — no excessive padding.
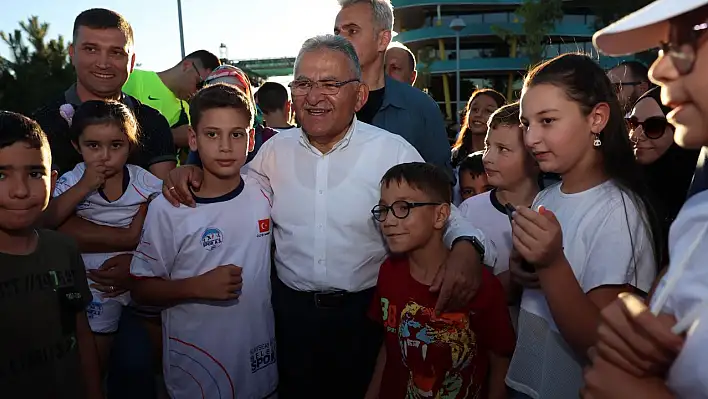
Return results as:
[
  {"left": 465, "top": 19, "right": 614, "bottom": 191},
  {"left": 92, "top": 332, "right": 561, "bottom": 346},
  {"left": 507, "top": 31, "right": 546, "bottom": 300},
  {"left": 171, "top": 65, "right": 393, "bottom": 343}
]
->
[
  {"left": 294, "top": 35, "right": 362, "bottom": 80},
  {"left": 338, "top": 0, "right": 394, "bottom": 31}
]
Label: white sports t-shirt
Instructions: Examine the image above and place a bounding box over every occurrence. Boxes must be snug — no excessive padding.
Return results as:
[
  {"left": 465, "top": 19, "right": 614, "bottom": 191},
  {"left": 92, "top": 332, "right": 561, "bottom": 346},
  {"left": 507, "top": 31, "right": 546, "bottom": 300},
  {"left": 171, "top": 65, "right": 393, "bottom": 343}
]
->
[
  {"left": 651, "top": 190, "right": 708, "bottom": 398},
  {"left": 130, "top": 175, "right": 277, "bottom": 399},
  {"left": 53, "top": 163, "right": 162, "bottom": 303},
  {"left": 506, "top": 181, "right": 656, "bottom": 399},
  {"left": 459, "top": 190, "right": 512, "bottom": 276}
]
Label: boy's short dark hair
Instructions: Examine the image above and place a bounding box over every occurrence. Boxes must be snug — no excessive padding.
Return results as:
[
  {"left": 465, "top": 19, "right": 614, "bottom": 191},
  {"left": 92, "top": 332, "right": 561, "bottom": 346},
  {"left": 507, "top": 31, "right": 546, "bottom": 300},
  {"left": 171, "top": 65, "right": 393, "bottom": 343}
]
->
[
  {"left": 256, "top": 82, "right": 289, "bottom": 114},
  {"left": 0, "top": 111, "right": 50, "bottom": 155},
  {"left": 185, "top": 50, "right": 221, "bottom": 71},
  {"left": 381, "top": 162, "right": 452, "bottom": 203},
  {"left": 458, "top": 151, "right": 485, "bottom": 179},
  {"left": 488, "top": 102, "right": 521, "bottom": 130},
  {"left": 615, "top": 61, "right": 649, "bottom": 82},
  {"left": 73, "top": 8, "right": 134, "bottom": 46},
  {"left": 189, "top": 83, "right": 255, "bottom": 129}
]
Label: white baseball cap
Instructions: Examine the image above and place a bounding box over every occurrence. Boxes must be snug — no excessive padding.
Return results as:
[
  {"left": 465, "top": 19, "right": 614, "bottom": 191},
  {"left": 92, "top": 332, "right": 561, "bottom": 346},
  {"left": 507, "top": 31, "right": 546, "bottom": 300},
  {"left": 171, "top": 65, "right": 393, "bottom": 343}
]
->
[{"left": 594, "top": 0, "right": 708, "bottom": 56}]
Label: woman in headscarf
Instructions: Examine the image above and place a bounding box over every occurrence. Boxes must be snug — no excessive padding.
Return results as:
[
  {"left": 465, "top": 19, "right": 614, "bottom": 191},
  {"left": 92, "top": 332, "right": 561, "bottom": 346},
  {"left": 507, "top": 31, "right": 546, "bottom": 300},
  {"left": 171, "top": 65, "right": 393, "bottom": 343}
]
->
[{"left": 628, "top": 86, "right": 700, "bottom": 267}]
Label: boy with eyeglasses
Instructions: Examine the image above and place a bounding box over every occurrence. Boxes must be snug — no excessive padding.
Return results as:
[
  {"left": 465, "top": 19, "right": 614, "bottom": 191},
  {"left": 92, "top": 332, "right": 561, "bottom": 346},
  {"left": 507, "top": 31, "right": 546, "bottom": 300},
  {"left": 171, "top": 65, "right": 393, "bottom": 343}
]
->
[{"left": 364, "top": 162, "right": 514, "bottom": 399}]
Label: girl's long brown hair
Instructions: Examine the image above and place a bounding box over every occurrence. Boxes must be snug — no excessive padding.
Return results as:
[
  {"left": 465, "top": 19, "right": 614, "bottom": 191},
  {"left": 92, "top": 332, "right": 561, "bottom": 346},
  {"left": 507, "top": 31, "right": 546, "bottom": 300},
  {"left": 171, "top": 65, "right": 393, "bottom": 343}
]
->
[{"left": 452, "top": 88, "right": 506, "bottom": 167}]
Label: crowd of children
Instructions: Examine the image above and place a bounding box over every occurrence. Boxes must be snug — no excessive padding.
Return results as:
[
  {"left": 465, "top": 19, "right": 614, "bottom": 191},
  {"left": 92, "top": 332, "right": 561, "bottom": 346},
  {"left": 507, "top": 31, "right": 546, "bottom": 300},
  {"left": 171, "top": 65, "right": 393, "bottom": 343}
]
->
[{"left": 4, "top": 0, "right": 708, "bottom": 397}]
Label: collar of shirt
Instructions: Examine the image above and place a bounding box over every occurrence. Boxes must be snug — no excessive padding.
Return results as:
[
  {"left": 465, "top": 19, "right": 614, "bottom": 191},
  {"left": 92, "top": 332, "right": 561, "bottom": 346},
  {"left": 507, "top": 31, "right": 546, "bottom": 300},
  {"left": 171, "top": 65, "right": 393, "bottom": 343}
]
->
[
  {"left": 297, "top": 116, "right": 358, "bottom": 156},
  {"left": 64, "top": 83, "right": 133, "bottom": 108},
  {"left": 380, "top": 75, "right": 409, "bottom": 112}
]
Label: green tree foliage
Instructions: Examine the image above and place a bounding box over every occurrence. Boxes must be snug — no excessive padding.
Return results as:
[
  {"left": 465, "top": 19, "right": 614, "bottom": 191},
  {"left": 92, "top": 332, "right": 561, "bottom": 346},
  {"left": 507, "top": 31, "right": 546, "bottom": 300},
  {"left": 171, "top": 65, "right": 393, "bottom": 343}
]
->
[
  {"left": 0, "top": 17, "right": 74, "bottom": 115},
  {"left": 493, "top": 0, "right": 564, "bottom": 67}
]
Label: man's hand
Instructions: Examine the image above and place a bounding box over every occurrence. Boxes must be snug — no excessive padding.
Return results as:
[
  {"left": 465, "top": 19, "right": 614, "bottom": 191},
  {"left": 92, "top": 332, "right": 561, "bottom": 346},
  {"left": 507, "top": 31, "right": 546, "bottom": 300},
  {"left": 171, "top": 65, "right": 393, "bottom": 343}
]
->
[
  {"left": 430, "top": 240, "right": 482, "bottom": 314},
  {"left": 89, "top": 253, "right": 133, "bottom": 298},
  {"left": 191, "top": 265, "right": 243, "bottom": 301},
  {"left": 581, "top": 351, "right": 675, "bottom": 399},
  {"left": 162, "top": 165, "right": 203, "bottom": 208},
  {"left": 595, "top": 293, "right": 683, "bottom": 377}
]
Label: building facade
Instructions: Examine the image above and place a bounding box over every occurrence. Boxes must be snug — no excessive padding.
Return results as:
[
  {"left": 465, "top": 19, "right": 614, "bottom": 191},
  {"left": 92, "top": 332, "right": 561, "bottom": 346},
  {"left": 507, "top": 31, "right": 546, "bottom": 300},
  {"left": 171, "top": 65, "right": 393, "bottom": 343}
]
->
[{"left": 392, "top": 0, "right": 631, "bottom": 121}]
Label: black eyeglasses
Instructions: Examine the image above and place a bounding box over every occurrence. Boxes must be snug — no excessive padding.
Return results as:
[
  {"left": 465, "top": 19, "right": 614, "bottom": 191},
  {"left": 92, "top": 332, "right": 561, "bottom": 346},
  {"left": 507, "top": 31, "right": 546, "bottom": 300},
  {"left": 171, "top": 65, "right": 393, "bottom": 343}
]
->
[
  {"left": 660, "top": 13, "right": 708, "bottom": 76},
  {"left": 626, "top": 116, "right": 670, "bottom": 139},
  {"left": 288, "top": 79, "right": 359, "bottom": 96},
  {"left": 192, "top": 63, "right": 205, "bottom": 90},
  {"left": 371, "top": 201, "right": 442, "bottom": 222}
]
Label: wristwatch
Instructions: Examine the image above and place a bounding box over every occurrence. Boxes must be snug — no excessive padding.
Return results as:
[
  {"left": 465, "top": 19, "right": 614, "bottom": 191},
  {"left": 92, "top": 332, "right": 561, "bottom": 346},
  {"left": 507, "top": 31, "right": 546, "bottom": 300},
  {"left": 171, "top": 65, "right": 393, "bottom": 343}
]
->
[{"left": 452, "top": 236, "right": 485, "bottom": 263}]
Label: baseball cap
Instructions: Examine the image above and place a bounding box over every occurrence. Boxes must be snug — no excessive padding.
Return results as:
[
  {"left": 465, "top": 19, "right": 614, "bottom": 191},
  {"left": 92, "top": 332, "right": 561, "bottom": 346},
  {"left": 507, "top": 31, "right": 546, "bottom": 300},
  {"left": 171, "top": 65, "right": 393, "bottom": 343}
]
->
[
  {"left": 594, "top": 0, "right": 708, "bottom": 56},
  {"left": 204, "top": 65, "right": 252, "bottom": 97}
]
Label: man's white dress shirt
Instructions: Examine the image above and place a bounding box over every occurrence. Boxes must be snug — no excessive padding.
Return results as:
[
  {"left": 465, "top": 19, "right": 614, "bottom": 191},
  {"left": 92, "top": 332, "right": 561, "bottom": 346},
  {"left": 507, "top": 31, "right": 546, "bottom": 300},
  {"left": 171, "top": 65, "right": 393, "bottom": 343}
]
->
[{"left": 246, "top": 118, "right": 495, "bottom": 292}]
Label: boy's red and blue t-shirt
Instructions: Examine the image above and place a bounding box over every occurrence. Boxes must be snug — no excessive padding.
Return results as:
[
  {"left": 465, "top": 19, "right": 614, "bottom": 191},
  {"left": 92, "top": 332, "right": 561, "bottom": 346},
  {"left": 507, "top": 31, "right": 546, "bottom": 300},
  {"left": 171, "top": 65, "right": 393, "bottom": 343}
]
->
[{"left": 368, "top": 256, "right": 515, "bottom": 398}]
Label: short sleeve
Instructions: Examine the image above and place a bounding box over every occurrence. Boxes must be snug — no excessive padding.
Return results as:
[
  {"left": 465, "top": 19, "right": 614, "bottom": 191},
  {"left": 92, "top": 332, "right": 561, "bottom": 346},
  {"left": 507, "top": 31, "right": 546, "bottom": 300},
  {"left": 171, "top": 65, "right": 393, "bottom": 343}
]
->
[
  {"left": 367, "top": 258, "right": 392, "bottom": 325},
  {"left": 53, "top": 168, "right": 82, "bottom": 197},
  {"left": 68, "top": 239, "right": 92, "bottom": 310},
  {"left": 131, "top": 166, "right": 163, "bottom": 199},
  {"left": 130, "top": 199, "right": 176, "bottom": 279},
  {"left": 581, "top": 199, "right": 656, "bottom": 294},
  {"left": 474, "top": 270, "right": 515, "bottom": 357},
  {"left": 136, "top": 104, "right": 177, "bottom": 167}
]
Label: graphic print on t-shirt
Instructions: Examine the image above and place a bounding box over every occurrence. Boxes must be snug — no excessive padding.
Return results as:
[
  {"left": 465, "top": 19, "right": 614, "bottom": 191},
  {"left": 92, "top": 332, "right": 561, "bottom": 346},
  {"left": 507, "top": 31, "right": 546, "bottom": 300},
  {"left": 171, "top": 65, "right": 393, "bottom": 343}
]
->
[{"left": 387, "top": 299, "right": 479, "bottom": 398}]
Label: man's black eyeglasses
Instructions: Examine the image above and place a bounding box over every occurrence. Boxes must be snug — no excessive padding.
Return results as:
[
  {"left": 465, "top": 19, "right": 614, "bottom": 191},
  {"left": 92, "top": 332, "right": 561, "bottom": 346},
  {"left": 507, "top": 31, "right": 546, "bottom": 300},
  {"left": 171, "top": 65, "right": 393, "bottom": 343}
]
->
[
  {"left": 626, "top": 116, "right": 670, "bottom": 139},
  {"left": 371, "top": 201, "right": 442, "bottom": 222},
  {"left": 288, "top": 79, "right": 360, "bottom": 96},
  {"left": 192, "top": 62, "right": 205, "bottom": 90}
]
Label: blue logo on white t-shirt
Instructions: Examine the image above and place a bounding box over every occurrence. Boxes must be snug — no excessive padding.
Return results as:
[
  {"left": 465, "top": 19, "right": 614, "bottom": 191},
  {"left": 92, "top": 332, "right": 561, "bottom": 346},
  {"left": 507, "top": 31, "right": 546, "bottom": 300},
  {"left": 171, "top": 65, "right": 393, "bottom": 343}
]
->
[{"left": 201, "top": 228, "right": 223, "bottom": 251}]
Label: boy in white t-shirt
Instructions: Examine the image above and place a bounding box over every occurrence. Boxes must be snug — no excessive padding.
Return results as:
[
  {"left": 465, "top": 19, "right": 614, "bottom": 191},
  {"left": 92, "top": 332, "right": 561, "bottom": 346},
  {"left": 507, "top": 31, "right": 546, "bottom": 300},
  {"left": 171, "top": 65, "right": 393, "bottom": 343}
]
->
[
  {"left": 459, "top": 103, "right": 539, "bottom": 293},
  {"left": 130, "top": 83, "right": 277, "bottom": 399}
]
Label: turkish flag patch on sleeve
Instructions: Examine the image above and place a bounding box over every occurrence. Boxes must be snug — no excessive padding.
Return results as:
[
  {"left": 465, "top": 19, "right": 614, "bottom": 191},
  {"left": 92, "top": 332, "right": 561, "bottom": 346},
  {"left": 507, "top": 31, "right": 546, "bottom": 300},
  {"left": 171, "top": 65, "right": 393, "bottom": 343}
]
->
[{"left": 258, "top": 218, "right": 271, "bottom": 233}]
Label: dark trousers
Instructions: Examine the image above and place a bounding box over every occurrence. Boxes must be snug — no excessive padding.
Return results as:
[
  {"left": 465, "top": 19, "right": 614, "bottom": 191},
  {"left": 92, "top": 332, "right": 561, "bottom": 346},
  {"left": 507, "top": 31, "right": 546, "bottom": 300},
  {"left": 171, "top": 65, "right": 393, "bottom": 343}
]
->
[
  {"left": 106, "top": 307, "right": 157, "bottom": 399},
  {"left": 273, "top": 277, "right": 383, "bottom": 399}
]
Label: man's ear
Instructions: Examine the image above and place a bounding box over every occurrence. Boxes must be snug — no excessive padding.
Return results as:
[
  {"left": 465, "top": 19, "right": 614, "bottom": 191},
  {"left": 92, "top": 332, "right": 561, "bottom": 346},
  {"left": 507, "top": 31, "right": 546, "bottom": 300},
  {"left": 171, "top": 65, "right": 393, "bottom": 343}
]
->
[
  {"left": 248, "top": 128, "right": 256, "bottom": 153},
  {"left": 354, "top": 83, "right": 370, "bottom": 113},
  {"left": 378, "top": 30, "right": 392, "bottom": 53},
  {"left": 69, "top": 43, "right": 76, "bottom": 66},
  {"left": 188, "top": 126, "right": 198, "bottom": 152},
  {"left": 410, "top": 70, "right": 418, "bottom": 85}
]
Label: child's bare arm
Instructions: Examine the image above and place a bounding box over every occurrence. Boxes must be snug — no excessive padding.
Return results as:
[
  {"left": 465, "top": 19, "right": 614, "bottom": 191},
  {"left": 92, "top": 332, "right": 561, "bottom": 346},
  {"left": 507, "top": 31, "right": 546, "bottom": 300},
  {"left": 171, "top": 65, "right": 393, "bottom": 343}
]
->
[
  {"left": 44, "top": 184, "right": 93, "bottom": 229},
  {"left": 58, "top": 205, "right": 147, "bottom": 253},
  {"left": 75, "top": 312, "right": 104, "bottom": 399},
  {"left": 364, "top": 344, "right": 386, "bottom": 399},
  {"left": 488, "top": 352, "right": 510, "bottom": 399},
  {"left": 131, "top": 265, "right": 243, "bottom": 307}
]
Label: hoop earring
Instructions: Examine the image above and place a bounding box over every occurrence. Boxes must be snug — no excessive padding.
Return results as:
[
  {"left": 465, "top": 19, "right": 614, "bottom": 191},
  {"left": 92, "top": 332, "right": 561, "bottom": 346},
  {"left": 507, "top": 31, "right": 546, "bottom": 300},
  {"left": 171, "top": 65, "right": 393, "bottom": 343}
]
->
[{"left": 593, "top": 134, "right": 602, "bottom": 147}]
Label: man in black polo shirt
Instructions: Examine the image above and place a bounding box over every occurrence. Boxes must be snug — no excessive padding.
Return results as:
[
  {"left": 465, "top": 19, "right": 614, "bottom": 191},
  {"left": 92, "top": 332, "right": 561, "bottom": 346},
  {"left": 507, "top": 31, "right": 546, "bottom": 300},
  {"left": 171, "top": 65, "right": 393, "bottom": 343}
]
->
[{"left": 32, "top": 8, "right": 175, "bottom": 399}]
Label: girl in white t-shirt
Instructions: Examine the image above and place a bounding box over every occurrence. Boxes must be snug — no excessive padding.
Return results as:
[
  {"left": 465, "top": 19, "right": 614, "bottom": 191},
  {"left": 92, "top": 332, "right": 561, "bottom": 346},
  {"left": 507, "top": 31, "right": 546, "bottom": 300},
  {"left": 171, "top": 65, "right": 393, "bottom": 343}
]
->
[
  {"left": 44, "top": 100, "right": 162, "bottom": 373},
  {"left": 504, "top": 53, "right": 661, "bottom": 399}
]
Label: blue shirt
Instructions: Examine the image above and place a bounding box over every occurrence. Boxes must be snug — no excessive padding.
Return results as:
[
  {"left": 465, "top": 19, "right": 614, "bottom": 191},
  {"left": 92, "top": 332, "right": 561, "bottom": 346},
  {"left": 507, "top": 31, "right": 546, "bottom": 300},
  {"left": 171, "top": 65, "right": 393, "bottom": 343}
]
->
[
  {"left": 688, "top": 146, "right": 708, "bottom": 198},
  {"left": 372, "top": 76, "right": 453, "bottom": 181}
]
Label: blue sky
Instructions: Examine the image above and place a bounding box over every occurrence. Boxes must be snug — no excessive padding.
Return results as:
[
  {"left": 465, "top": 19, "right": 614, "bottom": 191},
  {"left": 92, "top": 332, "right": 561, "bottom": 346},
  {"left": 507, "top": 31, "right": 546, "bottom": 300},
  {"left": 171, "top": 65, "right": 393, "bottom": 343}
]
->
[{"left": 0, "top": 0, "right": 341, "bottom": 80}]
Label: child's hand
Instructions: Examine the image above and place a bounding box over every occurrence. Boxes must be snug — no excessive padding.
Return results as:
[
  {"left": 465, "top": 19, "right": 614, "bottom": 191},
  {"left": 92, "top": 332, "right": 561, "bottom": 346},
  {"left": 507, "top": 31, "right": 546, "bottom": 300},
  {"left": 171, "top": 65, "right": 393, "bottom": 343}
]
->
[
  {"left": 595, "top": 293, "right": 683, "bottom": 377},
  {"left": 79, "top": 161, "right": 108, "bottom": 191},
  {"left": 511, "top": 206, "right": 564, "bottom": 268},
  {"left": 582, "top": 353, "right": 676, "bottom": 399},
  {"left": 193, "top": 265, "right": 243, "bottom": 301},
  {"left": 509, "top": 247, "right": 540, "bottom": 289}
]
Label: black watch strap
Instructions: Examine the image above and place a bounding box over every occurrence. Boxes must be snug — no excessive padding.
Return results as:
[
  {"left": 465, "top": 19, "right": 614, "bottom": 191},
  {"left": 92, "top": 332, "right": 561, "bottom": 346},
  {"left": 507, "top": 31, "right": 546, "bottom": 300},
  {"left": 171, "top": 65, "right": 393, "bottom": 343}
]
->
[{"left": 452, "top": 236, "right": 485, "bottom": 262}]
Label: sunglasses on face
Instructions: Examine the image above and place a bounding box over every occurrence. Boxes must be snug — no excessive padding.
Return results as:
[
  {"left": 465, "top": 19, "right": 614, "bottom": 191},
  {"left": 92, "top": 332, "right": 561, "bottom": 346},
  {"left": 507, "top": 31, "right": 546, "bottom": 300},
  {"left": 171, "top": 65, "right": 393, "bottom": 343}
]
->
[
  {"left": 626, "top": 116, "right": 669, "bottom": 139},
  {"left": 661, "top": 9, "right": 708, "bottom": 75}
]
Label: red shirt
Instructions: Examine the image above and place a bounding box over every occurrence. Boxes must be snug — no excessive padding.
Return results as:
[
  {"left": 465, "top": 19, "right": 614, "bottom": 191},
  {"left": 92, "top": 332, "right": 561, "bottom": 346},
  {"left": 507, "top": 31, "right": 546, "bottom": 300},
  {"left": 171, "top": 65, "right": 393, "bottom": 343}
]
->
[{"left": 368, "top": 256, "right": 515, "bottom": 398}]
